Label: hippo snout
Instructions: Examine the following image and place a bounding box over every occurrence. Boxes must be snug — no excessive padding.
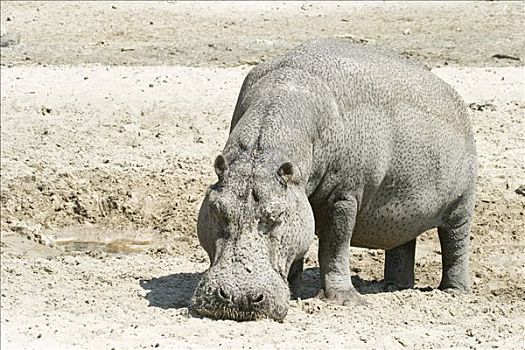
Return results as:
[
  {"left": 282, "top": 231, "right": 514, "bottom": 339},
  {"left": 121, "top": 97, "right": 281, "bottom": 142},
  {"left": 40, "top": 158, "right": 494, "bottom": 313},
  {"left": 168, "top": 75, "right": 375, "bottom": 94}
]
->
[
  {"left": 192, "top": 269, "right": 290, "bottom": 322},
  {"left": 216, "top": 285, "right": 265, "bottom": 306}
]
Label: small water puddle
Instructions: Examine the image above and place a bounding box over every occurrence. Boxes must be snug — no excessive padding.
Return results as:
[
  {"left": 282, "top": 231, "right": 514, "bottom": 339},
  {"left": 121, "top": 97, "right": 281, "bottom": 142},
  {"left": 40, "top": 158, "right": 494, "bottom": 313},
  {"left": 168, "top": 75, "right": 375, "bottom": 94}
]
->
[{"left": 42, "top": 226, "right": 159, "bottom": 253}]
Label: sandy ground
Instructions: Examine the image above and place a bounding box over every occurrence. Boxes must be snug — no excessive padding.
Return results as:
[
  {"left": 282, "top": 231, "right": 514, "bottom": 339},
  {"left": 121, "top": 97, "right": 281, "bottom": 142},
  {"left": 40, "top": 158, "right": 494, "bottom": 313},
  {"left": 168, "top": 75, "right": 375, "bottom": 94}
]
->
[
  {"left": 1, "top": 1, "right": 524, "bottom": 68},
  {"left": 1, "top": 2, "right": 524, "bottom": 350}
]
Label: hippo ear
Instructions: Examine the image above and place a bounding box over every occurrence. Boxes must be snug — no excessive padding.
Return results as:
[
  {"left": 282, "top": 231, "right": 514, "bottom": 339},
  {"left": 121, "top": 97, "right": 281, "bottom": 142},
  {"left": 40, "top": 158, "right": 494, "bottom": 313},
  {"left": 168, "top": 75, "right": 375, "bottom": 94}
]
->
[
  {"left": 214, "top": 154, "right": 228, "bottom": 180},
  {"left": 277, "top": 162, "right": 294, "bottom": 184}
]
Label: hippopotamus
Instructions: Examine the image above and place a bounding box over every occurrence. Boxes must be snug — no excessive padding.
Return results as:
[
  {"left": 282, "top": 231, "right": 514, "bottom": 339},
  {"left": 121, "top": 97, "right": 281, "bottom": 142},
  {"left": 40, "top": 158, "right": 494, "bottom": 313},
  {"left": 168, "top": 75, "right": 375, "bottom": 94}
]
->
[{"left": 192, "top": 38, "right": 477, "bottom": 321}]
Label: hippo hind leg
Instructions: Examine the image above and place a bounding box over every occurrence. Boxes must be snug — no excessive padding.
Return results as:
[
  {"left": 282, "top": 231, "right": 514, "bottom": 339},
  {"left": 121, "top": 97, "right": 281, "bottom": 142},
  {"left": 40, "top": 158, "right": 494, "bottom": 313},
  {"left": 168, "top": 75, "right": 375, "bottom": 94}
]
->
[
  {"left": 384, "top": 238, "right": 416, "bottom": 291},
  {"left": 437, "top": 190, "right": 475, "bottom": 293}
]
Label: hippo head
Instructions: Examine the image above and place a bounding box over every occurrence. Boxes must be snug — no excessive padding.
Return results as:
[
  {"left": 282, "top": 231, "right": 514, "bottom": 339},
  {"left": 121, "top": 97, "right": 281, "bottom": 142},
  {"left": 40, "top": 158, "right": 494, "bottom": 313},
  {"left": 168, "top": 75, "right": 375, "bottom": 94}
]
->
[{"left": 192, "top": 154, "right": 315, "bottom": 321}]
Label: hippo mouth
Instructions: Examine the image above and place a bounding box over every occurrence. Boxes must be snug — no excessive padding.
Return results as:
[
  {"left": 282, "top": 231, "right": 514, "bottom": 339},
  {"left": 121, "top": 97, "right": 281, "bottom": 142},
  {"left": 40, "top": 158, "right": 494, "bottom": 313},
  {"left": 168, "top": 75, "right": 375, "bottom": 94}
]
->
[
  {"left": 191, "top": 278, "right": 289, "bottom": 322},
  {"left": 193, "top": 300, "right": 270, "bottom": 322}
]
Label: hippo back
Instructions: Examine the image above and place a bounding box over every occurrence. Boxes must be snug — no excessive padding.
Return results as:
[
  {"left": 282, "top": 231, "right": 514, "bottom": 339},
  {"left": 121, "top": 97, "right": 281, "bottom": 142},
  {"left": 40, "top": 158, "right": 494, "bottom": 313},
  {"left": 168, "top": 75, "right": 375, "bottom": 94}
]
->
[{"left": 229, "top": 38, "right": 477, "bottom": 248}]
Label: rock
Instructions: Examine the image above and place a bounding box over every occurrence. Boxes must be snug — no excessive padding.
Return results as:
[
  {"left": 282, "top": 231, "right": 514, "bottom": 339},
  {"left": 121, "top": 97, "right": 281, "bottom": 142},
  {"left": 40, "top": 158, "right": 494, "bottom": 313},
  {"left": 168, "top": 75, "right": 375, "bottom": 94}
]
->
[
  {"left": 0, "top": 26, "right": 20, "bottom": 48},
  {"left": 492, "top": 54, "right": 521, "bottom": 61},
  {"left": 468, "top": 102, "right": 497, "bottom": 112},
  {"left": 515, "top": 185, "right": 525, "bottom": 196}
]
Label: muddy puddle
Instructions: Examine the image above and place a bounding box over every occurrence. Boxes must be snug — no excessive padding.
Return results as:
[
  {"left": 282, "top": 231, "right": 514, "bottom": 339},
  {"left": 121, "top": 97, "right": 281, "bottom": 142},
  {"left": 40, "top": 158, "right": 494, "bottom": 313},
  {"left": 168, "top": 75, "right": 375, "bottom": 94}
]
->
[
  {"left": 49, "top": 226, "right": 160, "bottom": 253},
  {"left": 55, "top": 237, "right": 153, "bottom": 253},
  {"left": 6, "top": 225, "right": 162, "bottom": 254}
]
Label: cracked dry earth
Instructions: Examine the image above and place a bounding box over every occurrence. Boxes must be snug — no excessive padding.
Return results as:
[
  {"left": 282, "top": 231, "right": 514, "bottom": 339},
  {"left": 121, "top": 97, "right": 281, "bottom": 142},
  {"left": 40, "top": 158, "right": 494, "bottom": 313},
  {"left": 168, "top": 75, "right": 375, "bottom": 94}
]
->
[{"left": 1, "top": 2, "right": 524, "bottom": 350}]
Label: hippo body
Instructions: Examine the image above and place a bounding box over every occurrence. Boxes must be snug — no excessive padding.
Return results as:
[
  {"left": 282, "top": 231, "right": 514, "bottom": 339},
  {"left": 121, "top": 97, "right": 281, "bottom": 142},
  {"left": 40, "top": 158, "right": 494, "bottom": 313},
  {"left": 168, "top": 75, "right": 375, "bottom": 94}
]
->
[{"left": 193, "top": 38, "right": 477, "bottom": 321}]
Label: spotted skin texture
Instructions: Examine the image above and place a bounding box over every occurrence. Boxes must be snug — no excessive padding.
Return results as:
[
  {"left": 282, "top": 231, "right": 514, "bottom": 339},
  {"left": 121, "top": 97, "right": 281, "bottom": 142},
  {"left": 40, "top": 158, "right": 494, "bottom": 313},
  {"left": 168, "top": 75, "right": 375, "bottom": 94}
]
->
[{"left": 193, "top": 38, "right": 477, "bottom": 321}]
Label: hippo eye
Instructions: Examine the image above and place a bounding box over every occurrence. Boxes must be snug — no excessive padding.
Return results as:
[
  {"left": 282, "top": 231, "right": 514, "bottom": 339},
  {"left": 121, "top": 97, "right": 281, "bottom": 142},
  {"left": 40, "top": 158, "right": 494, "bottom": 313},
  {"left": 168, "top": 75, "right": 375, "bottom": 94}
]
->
[{"left": 268, "top": 211, "right": 285, "bottom": 224}]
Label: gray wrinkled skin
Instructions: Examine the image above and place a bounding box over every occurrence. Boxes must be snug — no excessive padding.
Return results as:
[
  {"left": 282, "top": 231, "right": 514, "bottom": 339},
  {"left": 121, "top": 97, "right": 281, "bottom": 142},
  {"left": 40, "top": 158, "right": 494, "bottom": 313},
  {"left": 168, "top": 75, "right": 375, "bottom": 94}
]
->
[{"left": 192, "top": 38, "right": 477, "bottom": 321}]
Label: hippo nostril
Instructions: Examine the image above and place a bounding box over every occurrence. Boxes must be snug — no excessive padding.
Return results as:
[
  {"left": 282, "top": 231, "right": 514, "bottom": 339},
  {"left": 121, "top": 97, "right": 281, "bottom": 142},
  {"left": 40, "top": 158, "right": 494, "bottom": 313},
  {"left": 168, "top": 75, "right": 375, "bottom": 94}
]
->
[
  {"left": 249, "top": 293, "right": 264, "bottom": 304},
  {"left": 217, "top": 286, "right": 232, "bottom": 301}
]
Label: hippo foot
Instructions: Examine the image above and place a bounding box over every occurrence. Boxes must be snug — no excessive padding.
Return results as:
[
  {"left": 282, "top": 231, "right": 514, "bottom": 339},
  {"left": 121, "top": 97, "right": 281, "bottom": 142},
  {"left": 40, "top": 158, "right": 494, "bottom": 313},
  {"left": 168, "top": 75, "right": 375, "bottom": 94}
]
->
[
  {"left": 316, "top": 288, "right": 368, "bottom": 306},
  {"left": 383, "top": 282, "right": 413, "bottom": 292},
  {"left": 439, "top": 279, "right": 470, "bottom": 294},
  {"left": 439, "top": 286, "right": 470, "bottom": 294},
  {"left": 383, "top": 283, "right": 401, "bottom": 292}
]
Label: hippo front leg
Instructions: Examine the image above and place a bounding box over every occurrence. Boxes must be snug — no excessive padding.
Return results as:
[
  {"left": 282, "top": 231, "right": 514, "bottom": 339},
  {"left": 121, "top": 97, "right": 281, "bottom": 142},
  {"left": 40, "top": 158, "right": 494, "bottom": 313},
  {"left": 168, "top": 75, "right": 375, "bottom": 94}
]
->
[{"left": 317, "top": 198, "right": 365, "bottom": 305}]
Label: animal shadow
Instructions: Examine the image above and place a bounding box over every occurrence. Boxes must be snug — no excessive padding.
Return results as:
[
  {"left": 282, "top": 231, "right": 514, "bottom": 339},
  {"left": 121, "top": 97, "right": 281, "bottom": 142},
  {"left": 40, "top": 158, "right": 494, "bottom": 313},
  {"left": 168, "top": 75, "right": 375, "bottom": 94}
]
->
[
  {"left": 139, "top": 268, "right": 422, "bottom": 310},
  {"left": 140, "top": 272, "right": 201, "bottom": 309}
]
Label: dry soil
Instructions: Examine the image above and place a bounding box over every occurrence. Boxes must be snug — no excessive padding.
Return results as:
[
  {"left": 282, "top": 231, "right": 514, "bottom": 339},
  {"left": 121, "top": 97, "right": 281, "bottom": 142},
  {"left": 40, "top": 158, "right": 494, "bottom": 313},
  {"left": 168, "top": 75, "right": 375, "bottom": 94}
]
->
[{"left": 1, "top": 2, "right": 524, "bottom": 350}]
